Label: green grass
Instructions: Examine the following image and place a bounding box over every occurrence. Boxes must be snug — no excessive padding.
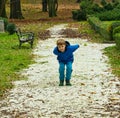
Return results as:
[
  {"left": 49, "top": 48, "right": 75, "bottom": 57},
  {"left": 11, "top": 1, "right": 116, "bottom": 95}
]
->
[
  {"left": 104, "top": 46, "right": 120, "bottom": 78},
  {"left": 0, "top": 33, "right": 34, "bottom": 97},
  {"left": 0, "top": 22, "right": 55, "bottom": 98}
]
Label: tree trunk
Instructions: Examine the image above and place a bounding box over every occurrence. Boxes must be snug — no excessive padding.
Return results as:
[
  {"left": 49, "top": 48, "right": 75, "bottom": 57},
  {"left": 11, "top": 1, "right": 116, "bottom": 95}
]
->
[
  {"left": 76, "top": 0, "right": 81, "bottom": 3},
  {"left": 0, "top": 0, "right": 7, "bottom": 18},
  {"left": 42, "top": 0, "right": 47, "bottom": 12},
  {"left": 10, "top": 0, "right": 24, "bottom": 19},
  {"left": 47, "top": 0, "right": 58, "bottom": 17}
]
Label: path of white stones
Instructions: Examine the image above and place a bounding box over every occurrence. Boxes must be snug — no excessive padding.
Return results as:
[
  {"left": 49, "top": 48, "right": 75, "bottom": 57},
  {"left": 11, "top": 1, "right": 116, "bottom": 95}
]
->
[{"left": 0, "top": 24, "right": 120, "bottom": 118}]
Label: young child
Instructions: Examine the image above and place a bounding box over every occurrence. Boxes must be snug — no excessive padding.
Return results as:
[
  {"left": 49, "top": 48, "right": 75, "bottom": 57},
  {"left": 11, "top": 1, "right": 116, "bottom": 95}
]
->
[{"left": 53, "top": 39, "right": 79, "bottom": 86}]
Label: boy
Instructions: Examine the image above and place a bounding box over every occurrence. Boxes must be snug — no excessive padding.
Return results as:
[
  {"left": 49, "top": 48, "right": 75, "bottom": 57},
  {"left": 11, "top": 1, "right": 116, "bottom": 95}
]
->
[{"left": 53, "top": 39, "right": 79, "bottom": 86}]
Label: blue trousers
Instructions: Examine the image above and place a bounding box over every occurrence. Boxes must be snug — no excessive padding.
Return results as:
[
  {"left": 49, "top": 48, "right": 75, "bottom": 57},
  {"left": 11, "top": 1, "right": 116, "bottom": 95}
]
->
[{"left": 59, "top": 62, "right": 73, "bottom": 81}]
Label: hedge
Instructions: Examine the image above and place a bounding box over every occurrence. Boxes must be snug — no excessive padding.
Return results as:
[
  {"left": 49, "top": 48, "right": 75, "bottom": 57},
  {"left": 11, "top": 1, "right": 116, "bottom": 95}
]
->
[
  {"left": 114, "top": 33, "right": 120, "bottom": 49},
  {"left": 87, "top": 16, "right": 111, "bottom": 40}
]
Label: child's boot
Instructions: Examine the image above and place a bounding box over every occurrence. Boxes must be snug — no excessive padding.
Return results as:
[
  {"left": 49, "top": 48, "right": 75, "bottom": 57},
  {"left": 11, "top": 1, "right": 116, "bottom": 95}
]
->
[
  {"left": 66, "top": 80, "right": 72, "bottom": 86},
  {"left": 59, "top": 80, "right": 64, "bottom": 86}
]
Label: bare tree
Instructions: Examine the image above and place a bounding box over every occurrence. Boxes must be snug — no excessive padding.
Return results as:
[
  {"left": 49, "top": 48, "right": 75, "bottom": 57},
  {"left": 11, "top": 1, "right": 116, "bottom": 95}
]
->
[
  {"left": 10, "top": 0, "right": 24, "bottom": 19},
  {"left": 42, "top": 0, "right": 47, "bottom": 12},
  {"left": 0, "top": 0, "right": 7, "bottom": 18},
  {"left": 47, "top": 0, "right": 58, "bottom": 17}
]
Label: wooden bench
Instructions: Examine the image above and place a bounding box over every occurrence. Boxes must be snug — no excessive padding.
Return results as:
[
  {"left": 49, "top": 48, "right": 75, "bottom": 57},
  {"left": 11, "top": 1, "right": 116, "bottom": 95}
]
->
[{"left": 15, "top": 28, "right": 34, "bottom": 48}]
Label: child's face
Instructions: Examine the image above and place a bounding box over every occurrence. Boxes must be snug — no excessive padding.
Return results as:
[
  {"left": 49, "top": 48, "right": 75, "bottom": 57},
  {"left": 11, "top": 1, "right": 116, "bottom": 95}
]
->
[{"left": 58, "top": 44, "right": 66, "bottom": 52}]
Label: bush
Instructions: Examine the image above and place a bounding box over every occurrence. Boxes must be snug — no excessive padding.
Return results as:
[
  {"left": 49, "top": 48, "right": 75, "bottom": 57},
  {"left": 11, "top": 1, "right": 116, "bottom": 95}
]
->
[
  {"left": 87, "top": 16, "right": 101, "bottom": 32},
  {"left": 92, "top": 3, "right": 103, "bottom": 13},
  {"left": 0, "top": 17, "right": 8, "bottom": 31},
  {"left": 104, "top": 3, "right": 114, "bottom": 10},
  {"left": 72, "top": 10, "right": 86, "bottom": 21},
  {"left": 110, "top": 21, "right": 120, "bottom": 39},
  {"left": 101, "top": 0, "right": 107, "bottom": 7},
  {"left": 97, "top": 9, "right": 120, "bottom": 21},
  {"left": 113, "top": 26, "right": 120, "bottom": 35},
  {"left": 88, "top": 16, "right": 112, "bottom": 40},
  {"left": 80, "top": 0, "right": 94, "bottom": 14},
  {"left": 72, "top": 10, "right": 79, "bottom": 20},
  {"left": 6, "top": 23, "right": 16, "bottom": 35},
  {"left": 114, "top": 33, "right": 120, "bottom": 50}
]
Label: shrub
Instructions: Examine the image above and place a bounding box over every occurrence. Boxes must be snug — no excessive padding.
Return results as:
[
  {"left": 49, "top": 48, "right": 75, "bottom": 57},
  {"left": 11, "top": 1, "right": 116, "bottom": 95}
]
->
[
  {"left": 101, "top": 0, "right": 107, "bottom": 7},
  {"left": 6, "top": 23, "right": 16, "bottom": 35},
  {"left": 97, "top": 9, "right": 120, "bottom": 21},
  {"left": 72, "top": 10, "right": 86, "bottom": 21},
  {"left": 92, "top": 3, "right": 103, "bottom": 13},
  {"left": 104, "top": 3, "right": 114, "bottom": 10},
  {"left": 72, "top": 10, "right": 79, "bottom": 20},
  {"left": 88, "top": 16, "right": 112, "bottom": 40},
  {"left": 114, "top": 33, "right": 120, "bottom": 50},
  {"left": 0, "top": 17, "right": 8, "bottom": 31},
  {"left": 109, "top": 21, "right": 120, "bottom": 39},
  {"left": 113, "top": 26, "right": 120, "bottom": 35},
  {"left": 80, "top": 0, "right": 94, "bottom": 14}
]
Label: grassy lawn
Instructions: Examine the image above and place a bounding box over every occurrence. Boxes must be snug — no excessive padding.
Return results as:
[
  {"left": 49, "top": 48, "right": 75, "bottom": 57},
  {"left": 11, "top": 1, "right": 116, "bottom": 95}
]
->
[{"left": 0, "top": 33, "right": 33, "bottom": 97}]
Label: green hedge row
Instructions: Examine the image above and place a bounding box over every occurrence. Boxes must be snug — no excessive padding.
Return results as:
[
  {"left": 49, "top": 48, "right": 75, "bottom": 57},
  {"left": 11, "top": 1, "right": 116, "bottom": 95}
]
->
[
  {"left": 87, "top": 16, "right": 111, "bottom": 41},
  {"left": 87, "top": 16, "right": 120, "bottom": 49},
  {"left": 113, "top": 26, "right": 120, "bottom": 49}
]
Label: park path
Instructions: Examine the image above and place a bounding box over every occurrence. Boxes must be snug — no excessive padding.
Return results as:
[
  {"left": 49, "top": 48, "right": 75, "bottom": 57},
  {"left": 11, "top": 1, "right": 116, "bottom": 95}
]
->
[{"left": 0, "top": 24, "right": 120, "bottom": 118}]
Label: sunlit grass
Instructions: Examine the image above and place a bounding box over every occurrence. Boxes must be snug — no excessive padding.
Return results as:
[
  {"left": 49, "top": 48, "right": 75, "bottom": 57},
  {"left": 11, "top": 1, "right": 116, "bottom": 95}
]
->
[
  {"left": 0, "top": 33, "right": 34, "bottom": 97},
  {"left": 104, "top": 46, "right": 120, "bottom": 78}
]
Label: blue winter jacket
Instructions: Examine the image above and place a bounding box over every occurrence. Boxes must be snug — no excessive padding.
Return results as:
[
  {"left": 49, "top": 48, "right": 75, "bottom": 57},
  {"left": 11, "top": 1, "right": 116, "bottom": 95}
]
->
[{"left": 53, "top": 43, "right": 79, "bottom": 64}]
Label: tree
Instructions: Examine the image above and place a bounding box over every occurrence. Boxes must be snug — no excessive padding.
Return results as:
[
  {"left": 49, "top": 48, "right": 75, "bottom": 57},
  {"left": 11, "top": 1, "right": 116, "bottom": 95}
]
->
[
  {"left": 0, "top": 0, "right": 7, "bottom": 18},
  {"left": 76, "top": 0, "right": 81, "bottom": 3},
  {"left": 10, "top": 0, "right": 24, "bottom": 19},
  {"left": 47, "top": 0, "right": 58, "bottom": 17},
  {"left": 42, "top": 0, "right": 47, "bottom": 12}
]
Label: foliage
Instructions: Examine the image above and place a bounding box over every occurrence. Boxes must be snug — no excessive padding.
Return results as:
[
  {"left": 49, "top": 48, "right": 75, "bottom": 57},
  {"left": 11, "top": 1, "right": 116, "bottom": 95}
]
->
[
  {"left": 109, "top": 21, "right": 120, "bottom": 39},
  {"left": 0, "top": 17, "right": 8, "bottom": 30},
  {"left": 6, "top": 23, "right": 16, "bottom": 35},
  {"left": 96, "top": 9, "right": 120, "bottom": 21},
  {"left": 114, "top": 33, "right": 120, "bottom": 50},
  {"left": 0, "top": 33, "right": 34, "bottom": 97},
  {"left": 72, "top": 0, "right": 120, "bottom": 21},
  {"left": 87, "top": 16, "right": 112, "bottom": 41},
  {"left": 101, "top": 0, "right": 107, "bottom": 6},
  {"left": 72, "top": 10, "right": 86, "bottom": 21},
  {"left": 113, "top": 26, "right": 120, "bottom": 35},
  {"left": 104, "top": 3, "right": 114, "bottom": 10}
]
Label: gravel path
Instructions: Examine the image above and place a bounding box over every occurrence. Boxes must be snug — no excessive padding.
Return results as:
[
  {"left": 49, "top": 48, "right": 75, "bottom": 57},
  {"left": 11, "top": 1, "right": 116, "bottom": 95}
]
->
[{"left": 0, "top": 24, "right": 120, "bottom": 118}]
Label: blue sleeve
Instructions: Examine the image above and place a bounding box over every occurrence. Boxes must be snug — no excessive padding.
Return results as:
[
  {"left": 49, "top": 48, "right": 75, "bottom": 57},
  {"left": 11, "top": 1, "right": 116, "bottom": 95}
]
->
[
  {"left": 53, "top": 47, "right": 59, "bottom": 55},
  {"left": 70, "top": 44, "right": 79, "bottom": 52}
]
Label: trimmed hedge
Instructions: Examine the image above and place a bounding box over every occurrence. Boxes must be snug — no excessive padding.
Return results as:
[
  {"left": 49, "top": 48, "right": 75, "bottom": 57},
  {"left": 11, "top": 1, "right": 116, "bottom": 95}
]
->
[
  {"left": 113, "top": 26, "right": 120, "bottom": 35},
  {"left": 114, "top": 33, "right": 120, "bottom": 49},
  {"left": 110, "top": 21, "right": 120, "bottom": 40},
  {"left": 87, "top": 16, "right": 111, "bottom": 40},
  {"left": 6, "top": 23, "right": 16, "bottom": 35}
]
